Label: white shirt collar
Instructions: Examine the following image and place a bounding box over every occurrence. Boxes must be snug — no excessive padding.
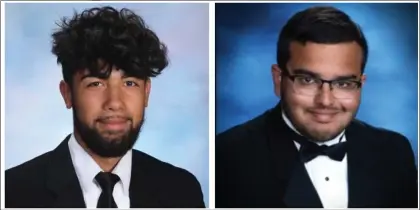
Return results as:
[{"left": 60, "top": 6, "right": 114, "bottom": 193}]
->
[
  {"left": 68, "top": 133, "right": 132, "bottom": 195},
  {"left": 281, "top": 110, "right": 345, "bottom": 146}
]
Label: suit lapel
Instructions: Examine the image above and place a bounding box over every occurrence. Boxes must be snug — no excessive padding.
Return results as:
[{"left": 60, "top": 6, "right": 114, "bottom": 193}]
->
[
  {"left": 266, "top": 103, "right": 323, "bottom": 208},
  {"left": 45, "top": 135, "right": 86, "bottom": 208},
  {"left": 44, "top": 135, "right": 165, "bottom": 207},
  {"left": 346, "top": 121, "right": 386, "bottom": 207},
  {"left": 283, "top": 160, "right": 323, "bottom": 207},
  {"left": 267, "top": 103, "right": 388, "bottom": 207},
  {"left": 129, "top": 151, "right": 161, "bottom": 208}
]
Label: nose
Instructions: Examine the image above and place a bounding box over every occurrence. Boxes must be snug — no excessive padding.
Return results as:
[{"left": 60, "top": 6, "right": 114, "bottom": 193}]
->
[
  {"left": 315, "top": 83, "right": 334, "bottom": 107},
  {"left": 104, "top": 86, "right": 124, "bottom": 111}
]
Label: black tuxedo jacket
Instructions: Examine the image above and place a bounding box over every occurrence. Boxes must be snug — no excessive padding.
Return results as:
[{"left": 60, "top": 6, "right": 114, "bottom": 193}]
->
[
  {"left": 5, "top": 135, "right": 205, "bottom": 208},
  {"left": 216, "top": 103, "right": 418, "bottom": 208}
]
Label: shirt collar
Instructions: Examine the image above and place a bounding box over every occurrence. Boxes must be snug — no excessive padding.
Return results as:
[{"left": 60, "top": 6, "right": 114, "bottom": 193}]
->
[
  {"left": 281, "top": 110, "right": 345, "bottom": 146},
  {"left": 68, "top": 133, "right": 132, "bottom": 195}
]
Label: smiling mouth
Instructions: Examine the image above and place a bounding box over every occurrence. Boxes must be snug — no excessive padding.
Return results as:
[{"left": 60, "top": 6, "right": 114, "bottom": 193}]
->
[
  {"left": 98, "top": 117, "right": 129, "bottom": 131},
  {"left": 309, "top": 111, "right": 339, "bottom": 123}
]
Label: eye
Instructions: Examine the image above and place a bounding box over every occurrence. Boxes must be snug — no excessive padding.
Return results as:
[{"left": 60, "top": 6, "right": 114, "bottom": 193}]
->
[
  {"left": 296, "top": 76, "right": 317, "bottom": 84},
  {"left": 334, "top": 81, "right": 355, "bottom": 89},
  {"left": 337, "top": 81, "right": 349, "bottom": 87},
  {"left": 87, "top": 81, "right": 103, "bottom": 87},
  {"left": 124, "top": 81, "right": 138, "bottom": 87}
]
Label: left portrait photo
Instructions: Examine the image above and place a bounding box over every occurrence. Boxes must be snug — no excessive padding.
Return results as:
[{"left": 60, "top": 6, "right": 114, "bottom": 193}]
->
[{"left": 3, "top": 2, "right": 209, "bottom": 208}]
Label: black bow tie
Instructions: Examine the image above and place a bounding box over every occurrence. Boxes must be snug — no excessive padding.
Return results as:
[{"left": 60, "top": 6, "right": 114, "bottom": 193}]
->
[{"left": 294, "top": 133, "right": 347, "bottom": 163}]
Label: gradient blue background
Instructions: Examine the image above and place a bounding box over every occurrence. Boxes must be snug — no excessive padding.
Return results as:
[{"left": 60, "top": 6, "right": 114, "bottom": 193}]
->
[
  {"left": 215, "top": 3, "right": 418, "bottom": 165},
  {"left": 4, "top": 3, "right": 209, "bottom": 206}
]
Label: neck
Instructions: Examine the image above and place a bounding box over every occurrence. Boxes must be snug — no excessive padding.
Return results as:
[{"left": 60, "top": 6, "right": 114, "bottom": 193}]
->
[{"left": 73, "top": 132, "right": 122, "bottom": 172}]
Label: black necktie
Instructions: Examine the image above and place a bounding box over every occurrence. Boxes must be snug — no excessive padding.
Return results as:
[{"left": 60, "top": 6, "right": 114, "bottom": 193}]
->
[
  {"left": 294, "top": 133, "right": 347, "bottom": 163},
  {"left": 95, "top": 172, "right": 120, "bottom": 208}
]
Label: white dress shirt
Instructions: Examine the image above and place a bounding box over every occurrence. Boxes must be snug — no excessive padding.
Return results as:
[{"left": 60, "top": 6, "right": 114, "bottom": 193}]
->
[
  {"left": 68, "top": 134, "right": 132, "bottom": 208},
  {"left": 282, "top": 111, "right": 348, "bottom": 209}
]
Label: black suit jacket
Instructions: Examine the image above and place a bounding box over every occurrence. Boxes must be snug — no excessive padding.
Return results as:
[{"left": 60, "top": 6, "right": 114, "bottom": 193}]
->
[
  {"left": 5, "top": 135, "right": 205, "bottom": 208},
  {"left": 216, "top": 103, "right": 418, "bottom": 208}
]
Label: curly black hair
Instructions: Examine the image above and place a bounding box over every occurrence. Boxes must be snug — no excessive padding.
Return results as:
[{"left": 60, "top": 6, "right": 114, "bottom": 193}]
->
[
  {"left": 51, "top": 6, "right": 168, "bottom": 85},
  {"left": 277, "top": 6, "right": 368, "bottom": 74}
]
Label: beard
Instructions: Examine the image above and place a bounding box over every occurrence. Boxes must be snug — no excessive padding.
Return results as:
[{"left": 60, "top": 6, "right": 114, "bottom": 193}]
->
[
  {"left": 284, "top": 101, "right": 345, "bottom": 141},
  {"left": 72, "top": 107, "right": 144, "bottom": 158},
  {"left": 280, "top": 85, "right": 350, "bottom": 142}
]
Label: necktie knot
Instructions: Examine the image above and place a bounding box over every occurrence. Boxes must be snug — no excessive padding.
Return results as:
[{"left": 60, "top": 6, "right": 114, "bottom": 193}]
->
[{"left": 95, "top": 171, "right": 120, "bottom": 192}]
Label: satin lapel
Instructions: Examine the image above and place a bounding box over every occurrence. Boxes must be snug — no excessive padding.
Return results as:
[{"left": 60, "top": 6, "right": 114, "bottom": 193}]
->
[
  {"left": 346, "top": 121, "right": 386, "bottom": 207},
  {"left": 266, "top": 103, "right": 323, "bottom": 208},
  {"left": 283, "top": 160, "right": 323, "bottom": 208}
]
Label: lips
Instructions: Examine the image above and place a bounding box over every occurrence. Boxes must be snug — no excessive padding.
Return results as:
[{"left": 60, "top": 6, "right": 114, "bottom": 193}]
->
[
  {"left": 309, "top": 110, "right": 338, "bottom": 123},
  {"left": 98, "top": 117, "right": 129, "bottom": 130}
]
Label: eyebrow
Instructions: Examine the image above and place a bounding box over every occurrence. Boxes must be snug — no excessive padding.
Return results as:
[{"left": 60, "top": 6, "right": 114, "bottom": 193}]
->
[
  {"left": 79, "top": 72, "right": 139, "bottom": 81},
  {"left": 291, "top": 68, "right": 359, "bottom": 80}
]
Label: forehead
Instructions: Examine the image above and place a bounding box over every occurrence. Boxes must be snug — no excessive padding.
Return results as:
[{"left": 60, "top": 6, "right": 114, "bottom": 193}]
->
[{"left": 288, "top": 41, "right": 363, "bottom": 77}]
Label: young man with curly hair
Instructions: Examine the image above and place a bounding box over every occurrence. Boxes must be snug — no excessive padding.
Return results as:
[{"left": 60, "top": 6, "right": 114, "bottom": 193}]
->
[{"left": 5, "top": 6, "right": 205, "bottom": 208}]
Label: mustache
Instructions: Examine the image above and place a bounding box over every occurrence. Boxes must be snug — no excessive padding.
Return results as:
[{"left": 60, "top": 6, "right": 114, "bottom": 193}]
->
[{"left": 96, "top": 115, "right": 132, "bottom": 122}]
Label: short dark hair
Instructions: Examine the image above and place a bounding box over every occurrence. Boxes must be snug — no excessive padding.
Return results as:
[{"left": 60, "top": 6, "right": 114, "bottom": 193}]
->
[
  {"left": 277, "top": 6, "right": 368, "bottom": 74},
  {"left": 51, "top": 6, "right": 168, "bottom": 85}
]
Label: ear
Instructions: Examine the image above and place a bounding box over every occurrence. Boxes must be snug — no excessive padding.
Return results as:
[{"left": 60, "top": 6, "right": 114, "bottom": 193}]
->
[
  {"left": 271, "top": 64, "right": 282, "bottom": 97},
  {"left": 144, "top": 78, "right": 151, "bottom": 107},
  {"left": 59, "top": 80, "right": 72, "bottom": 109},
  {"left": 360, "top": 74, "right": 367, "bottom": 87}
]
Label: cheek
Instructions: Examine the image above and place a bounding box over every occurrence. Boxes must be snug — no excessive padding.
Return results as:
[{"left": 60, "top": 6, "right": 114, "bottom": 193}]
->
[
  {"left": 124, "top": 93, "right": 146, "bottom": 120},
  {"left": 73, "top": 93, "right": 103, "bottom": 124},
  {"left": 338, "top": 97, "right": 360, "bottom": 112},
  {"left": 283, "top": 89, "right": 312, "bottom": 117},
  {"left": 286, "top": 91, "right": 313, "bottom": 110}
]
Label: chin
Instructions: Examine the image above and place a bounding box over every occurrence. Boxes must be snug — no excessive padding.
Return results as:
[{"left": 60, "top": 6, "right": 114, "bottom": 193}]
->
[
  {"left": 302, "top": 124, "right": 340, "bottom": 139},
  {"left": 307, "top": 131, "right": 338, "bottom": 142},
  {"left": 103, "top": 133, "right": 127, "bottom": 140}
]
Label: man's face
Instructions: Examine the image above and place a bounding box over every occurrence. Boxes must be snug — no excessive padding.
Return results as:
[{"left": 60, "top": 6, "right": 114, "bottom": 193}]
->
[
  {"left": 60, "top": 67, "right": 150, "bottom": 157},
  {"left": 273, "top": 41, "right": 366, "bottom": 141}
]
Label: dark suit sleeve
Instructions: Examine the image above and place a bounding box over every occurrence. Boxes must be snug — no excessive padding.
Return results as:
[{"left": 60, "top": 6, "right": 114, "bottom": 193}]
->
[
  {"left": 392, "top": 134, "right": 418, "bottom": 208},
  {"left": 166, "top": 165, "right": 205, "bottom": 208},
  {"left": 216, "top": 129, "right": 244, "bottom": 208},
  {"left": 215, "top": 132, "right": 232, "bottom": 208},
  {"left": 181, "top": 169, "right": 206, "bottom": 208},
  {"left": 5, "top": 168, "right": 19, "bottom": 208}
]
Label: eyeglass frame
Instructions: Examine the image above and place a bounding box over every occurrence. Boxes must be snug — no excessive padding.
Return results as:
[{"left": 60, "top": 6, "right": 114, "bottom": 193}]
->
[{"left": 280, "top": 68, "right": 363, "bottom": 98}]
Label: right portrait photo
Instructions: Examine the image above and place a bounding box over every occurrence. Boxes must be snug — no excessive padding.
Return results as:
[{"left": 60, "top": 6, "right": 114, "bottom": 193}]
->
[{"left": 215, "top": 3, "right": 418, "bottom": 208}]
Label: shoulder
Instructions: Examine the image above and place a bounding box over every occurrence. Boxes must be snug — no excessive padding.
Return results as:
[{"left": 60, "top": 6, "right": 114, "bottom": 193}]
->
[
  {"left": 6, "top": 151, "right": 52, "bottom": 182},
  {"left": 5, "top": 151, "right": 53, "bottom": 207},
  {"left": 351, "top": 119, "right": 417, "bottom": 203},
  {"left": 131, "top": 149, "right": 202, "bottom": 187},
  {"left": 131, "top": 149, "right": 204, "bottom": 207},
  {"left": 216, "top": 109, "right": 271, "bottom": 151},
  {"left": 350, "top": 119, "right": 415, "bottom": 154}
]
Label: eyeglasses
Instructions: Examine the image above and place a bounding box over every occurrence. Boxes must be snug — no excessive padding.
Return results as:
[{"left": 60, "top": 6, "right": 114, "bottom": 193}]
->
[{"left": 282, "top": 69, "right": 362, "bottom": 99}]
